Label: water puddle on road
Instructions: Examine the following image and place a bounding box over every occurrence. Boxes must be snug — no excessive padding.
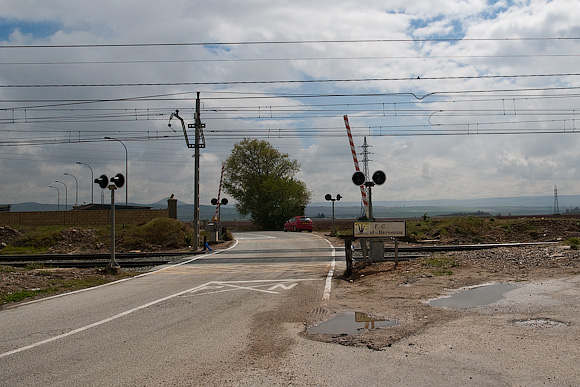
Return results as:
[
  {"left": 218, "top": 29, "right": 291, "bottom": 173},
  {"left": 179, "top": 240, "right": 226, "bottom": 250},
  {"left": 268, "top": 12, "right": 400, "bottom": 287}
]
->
[
  {"left": 429, "top": 283, "right": 519, "bottom": 309},
  {"left": 308, "top": 311, "right": 397, "bottom": 335}
]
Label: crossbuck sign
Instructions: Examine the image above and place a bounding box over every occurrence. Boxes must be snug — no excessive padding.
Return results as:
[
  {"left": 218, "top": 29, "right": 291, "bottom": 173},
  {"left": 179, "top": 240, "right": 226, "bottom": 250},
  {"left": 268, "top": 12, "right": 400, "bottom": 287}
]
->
[{"left": 353, "top": 221, "right": 406, "bottom": 238}]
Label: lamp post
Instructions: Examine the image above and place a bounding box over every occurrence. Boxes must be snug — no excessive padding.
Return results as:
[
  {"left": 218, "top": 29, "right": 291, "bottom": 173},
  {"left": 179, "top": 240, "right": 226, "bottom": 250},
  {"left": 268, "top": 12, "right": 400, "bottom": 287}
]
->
[
  {"left": 104, "top": 137, "right": 128, "bottom": 206},
  {"left": 64, "top": 172, "right": 78, "bottom": 206},
  {"left": 324, "top": 194, "right": 342, "bottom": 236},
  {"left": 54, "top": 180, "right": 68, "bottom": 210},
  {"left": 48, "top": 185, "right": 60, "bottom": 211},
  {"left": 76, "top": 161, "right": 94, "bottom": 204}
]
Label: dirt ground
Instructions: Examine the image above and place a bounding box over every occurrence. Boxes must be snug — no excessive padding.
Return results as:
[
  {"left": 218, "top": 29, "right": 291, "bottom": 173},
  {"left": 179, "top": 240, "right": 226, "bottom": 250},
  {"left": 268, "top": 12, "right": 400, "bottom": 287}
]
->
[{"left": 305, "top": 242, "right": 580, "bottom": 350}]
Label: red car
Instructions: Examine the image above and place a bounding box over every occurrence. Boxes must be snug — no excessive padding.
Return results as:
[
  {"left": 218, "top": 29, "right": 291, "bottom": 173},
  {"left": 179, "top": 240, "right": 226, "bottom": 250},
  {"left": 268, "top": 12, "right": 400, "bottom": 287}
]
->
[{"left": 284, "top": 216, "right": 313, "bottom": 232}]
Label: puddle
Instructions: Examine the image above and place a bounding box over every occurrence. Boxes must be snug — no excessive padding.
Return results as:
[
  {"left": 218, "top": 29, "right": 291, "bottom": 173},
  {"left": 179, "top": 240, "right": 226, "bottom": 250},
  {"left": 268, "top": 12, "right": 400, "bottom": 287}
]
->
[
  {"left": 308, "top": 311, "right": 397, "bottom": 335},
  {"left": 429, "top": 283, "right": 519, "bottom": 309}
]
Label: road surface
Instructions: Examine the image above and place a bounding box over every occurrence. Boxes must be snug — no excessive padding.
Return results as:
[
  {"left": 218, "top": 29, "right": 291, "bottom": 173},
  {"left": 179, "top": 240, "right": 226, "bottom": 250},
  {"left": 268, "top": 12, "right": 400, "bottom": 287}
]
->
[
  {"left": 4, "top": 231, "right": 580, "bottom": 386},
  {"left": 0, "top": 231, "right": 337, "bottom": 386}
]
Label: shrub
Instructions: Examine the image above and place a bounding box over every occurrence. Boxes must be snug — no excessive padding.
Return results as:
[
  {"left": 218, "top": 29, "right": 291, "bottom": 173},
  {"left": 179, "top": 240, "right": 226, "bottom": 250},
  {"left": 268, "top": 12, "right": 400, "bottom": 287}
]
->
[
  {"left": 565, "top": 237, "right": 580, "bottom": 250},
  {"left": 120, "top": 218, "right": 193, "bottom": 250}
]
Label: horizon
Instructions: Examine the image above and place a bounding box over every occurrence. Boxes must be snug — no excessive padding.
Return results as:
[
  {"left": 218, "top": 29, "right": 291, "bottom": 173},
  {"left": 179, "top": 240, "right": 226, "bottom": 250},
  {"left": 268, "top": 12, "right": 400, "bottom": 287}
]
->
[{"left": 1, "top": 1, "right": 580, "bottom": 208}]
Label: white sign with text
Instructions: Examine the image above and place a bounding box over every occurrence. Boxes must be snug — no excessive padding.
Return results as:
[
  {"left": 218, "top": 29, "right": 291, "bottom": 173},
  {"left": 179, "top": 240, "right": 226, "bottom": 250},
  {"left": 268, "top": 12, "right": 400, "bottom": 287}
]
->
[{"left": 353, "top": 221, "right": 406, "bottom": 238}]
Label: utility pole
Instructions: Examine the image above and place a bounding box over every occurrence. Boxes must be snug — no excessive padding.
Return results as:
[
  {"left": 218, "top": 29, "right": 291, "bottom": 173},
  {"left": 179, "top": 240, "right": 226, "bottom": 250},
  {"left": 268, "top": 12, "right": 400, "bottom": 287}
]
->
[
  {"left": 193, "top": 92, "right": 201, "bottom": 249},
  {"left": 168, "top": 93, "right": 205, "bottom": 250}
]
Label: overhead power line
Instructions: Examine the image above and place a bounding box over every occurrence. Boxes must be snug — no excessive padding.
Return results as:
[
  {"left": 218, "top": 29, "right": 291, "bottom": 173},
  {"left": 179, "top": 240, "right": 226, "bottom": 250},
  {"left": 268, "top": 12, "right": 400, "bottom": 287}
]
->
[
  {"left": 1, "top": 37, "right": 579, "bottom": 49},
  {"left": 2, "top": 73, "right": 580, "bottom": 88},
  {"left": 2, "top": 53, "right": 580, "bottom": 66}
]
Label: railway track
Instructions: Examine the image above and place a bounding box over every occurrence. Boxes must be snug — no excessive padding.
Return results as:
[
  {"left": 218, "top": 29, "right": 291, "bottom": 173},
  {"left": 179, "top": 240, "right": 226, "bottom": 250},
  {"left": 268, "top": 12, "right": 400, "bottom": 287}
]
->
[
  {"left": 0, "top": 242, "right": 557, "bottom": 269},
  {"left": 0, "top": 251, "right": 199, "bottom": 269}
]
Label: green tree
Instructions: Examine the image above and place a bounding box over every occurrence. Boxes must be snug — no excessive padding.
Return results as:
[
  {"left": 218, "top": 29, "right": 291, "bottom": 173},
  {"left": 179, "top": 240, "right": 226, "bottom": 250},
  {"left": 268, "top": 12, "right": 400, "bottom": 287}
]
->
[{"left": 223, "top": 138, "right": 311, "bottom": 230}]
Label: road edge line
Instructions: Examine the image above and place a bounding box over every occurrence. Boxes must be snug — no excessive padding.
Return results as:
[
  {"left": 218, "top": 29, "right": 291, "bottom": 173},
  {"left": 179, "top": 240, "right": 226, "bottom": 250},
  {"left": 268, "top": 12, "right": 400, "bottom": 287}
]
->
[{"left": 313, "top": 234, "right": 336, "bottom": 302}]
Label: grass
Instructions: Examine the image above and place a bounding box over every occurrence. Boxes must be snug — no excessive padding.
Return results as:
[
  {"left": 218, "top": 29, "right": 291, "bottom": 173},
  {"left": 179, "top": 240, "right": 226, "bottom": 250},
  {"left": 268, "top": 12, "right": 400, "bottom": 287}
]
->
[
  {"left": 0, "top": 266, "right": 137, "bottom": 304},
  {"left": 565, "top": 237, "right": 580, "bottom": 250},
  {"left": 120, "top": 218, "right": 194, "bottom": 250},
  {"left": 2, "top": 289, "right": 51, "bottom": 303},
  {"left": 422, "top": 255, "right": 460, "bottom": 276},
  {"left": 1, "top": 219, "right": 195, "bottom": 255},
  {"left": 10, "top": 225, "right": 62, "bottom": 250}
]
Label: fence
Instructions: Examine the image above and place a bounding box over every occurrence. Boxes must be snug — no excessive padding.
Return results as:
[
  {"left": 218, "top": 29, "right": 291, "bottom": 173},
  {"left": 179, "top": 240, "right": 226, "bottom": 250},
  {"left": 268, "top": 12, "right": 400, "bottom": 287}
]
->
[
  {"left": 0, "top": 198, "right": 176, "bottom": 227},
  {"left": 0, "top": 208, "right": 170, "bottom": 227}
]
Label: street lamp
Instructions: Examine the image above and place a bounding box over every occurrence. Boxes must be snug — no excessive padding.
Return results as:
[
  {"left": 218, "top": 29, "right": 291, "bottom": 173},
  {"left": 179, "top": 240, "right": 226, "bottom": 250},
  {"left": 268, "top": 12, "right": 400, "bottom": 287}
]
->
[
  {"left": 48, "top": 185, "right": 60, "bottom": 211},
  {"left": 54, "top": 180, "right": 68, "bottom": 210},
  {"left": 104, "top": 137, "right": 128, "bottom": 206},
  {"left": 324, "top": 194, "right": 342, "bottom": 236},
  {"left": 64, "top": 172, "right": 78, "bottom": 206},
  {"left": 76, "top": 161, "right": 94, "bottom": 204}
]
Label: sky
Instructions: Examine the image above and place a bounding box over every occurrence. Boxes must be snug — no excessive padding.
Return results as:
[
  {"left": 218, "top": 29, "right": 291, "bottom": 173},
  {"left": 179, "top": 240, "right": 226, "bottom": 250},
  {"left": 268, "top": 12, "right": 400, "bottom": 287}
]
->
[{"left": 1, "top": 0, "right": 580, "bottom": 210}]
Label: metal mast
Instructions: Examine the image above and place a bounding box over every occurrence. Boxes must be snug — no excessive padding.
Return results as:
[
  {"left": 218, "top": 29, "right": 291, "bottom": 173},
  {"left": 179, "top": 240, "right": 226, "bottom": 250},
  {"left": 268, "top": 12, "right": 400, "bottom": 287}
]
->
[
  {"left": 168, "top": 93, "right": 206, "bottom": 250},
  {"left": 360, "top": 137, "right": 372, "bottom": 218},
  {"left": 554, "top": 185, "right": 560, "bottom": 215}
]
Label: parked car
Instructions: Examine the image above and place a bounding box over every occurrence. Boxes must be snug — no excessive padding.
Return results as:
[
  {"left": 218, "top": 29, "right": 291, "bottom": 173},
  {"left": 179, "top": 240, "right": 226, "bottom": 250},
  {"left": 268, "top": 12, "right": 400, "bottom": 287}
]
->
[{"left": 284, "top": 216, "right": 313, "bottom": 232}]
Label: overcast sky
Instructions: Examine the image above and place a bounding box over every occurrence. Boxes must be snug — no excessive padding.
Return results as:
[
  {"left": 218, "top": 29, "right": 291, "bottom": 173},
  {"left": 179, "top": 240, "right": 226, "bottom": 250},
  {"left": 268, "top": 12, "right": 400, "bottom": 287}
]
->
[{"left": 1, "top": 0, "right": 580, "bottom": 209}]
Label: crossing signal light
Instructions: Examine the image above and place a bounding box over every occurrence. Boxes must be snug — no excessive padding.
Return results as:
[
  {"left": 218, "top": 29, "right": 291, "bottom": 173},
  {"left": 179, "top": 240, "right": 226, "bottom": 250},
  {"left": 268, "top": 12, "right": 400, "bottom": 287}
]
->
[
  {"left": 94, "top": 175, "right": 109, "bottom": 189},
  {"left": 110, "top": 174, "right": 125, "bottom": 188},
  {"left": 352, "top": 171, "right": 366, "bottom": 186},
  {"left": 372, "top": 170, "right": 386, "bottom": 185}
]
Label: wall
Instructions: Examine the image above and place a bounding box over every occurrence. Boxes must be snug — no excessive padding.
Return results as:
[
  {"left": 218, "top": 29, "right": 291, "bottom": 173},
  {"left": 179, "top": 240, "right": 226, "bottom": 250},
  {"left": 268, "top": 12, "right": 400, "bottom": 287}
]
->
[{"left": 0, "top": 208, "right": 170, "bottom": 227}]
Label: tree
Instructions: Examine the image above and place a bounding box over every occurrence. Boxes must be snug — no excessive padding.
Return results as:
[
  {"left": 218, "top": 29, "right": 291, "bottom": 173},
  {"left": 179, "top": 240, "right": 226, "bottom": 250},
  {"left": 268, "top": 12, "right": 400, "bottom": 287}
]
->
[{"left": 223, "top": 138, "right": 311, "bottom": 230}]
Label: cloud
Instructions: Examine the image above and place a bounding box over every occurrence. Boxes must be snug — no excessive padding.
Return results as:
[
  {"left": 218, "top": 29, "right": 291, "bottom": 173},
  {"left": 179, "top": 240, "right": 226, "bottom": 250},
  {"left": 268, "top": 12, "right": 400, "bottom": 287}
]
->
[{"left": 0, "top": 0, "right": 579, "bottom": 210}]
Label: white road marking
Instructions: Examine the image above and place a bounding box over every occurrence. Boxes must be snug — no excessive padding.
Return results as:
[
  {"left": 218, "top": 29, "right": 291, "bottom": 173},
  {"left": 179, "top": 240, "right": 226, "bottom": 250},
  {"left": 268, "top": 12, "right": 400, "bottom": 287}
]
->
[
  {"left": 220, "top": 283, "right": 280, "bottom": 294},
  {"left": 16, "top": 240, "right": 240, "bottom": 307},
  {"left": 268, "top": 283, "right": 298, "bottom": 291},
  {"left": 0, "top": 281, "right": 213, "bottom": 359},
  {"left": 235, "top": 233, "right": 277, "bottom": 240},
  {"left": 314, "top": 234, "right": 337, "bottom": 302},
  {"left": 181, "top": 279, "right": 317, "bottom": 297}
]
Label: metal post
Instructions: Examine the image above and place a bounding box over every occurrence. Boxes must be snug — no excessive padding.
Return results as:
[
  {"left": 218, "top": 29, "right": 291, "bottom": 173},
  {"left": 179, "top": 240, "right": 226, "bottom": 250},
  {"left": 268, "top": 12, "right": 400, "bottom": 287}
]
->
[
  {"left": 367, "top": 183, "right": 373, "bottom": 220},
  {"left": 48, "top": 185, "right": 60, "bottom": 211},
  {"left": 108, "top": 185, "right": 120, "bottom": 269},
  {"left": 105, "top": 137, "right": 128, "bottom": 206},
  {"left": 76, "top": 162, "right": 94, "bottom": 203},
  {"left": 64, "top": 173, "right": 78, "bottom": 206},
  {"left": 54, "top": 180, "right": 68, "bottom": 210},
  {"left": 193, "top": 92, "right": 201, "bottom": 250},
  {"left": 345, "top": 239, "right": 353, "bottom": 277},
  {"left": 331, "top": 200, "right": 335, "bottom": 236},
  {"left": 394, "top": 238, "right": 399, "bottom": 268}
]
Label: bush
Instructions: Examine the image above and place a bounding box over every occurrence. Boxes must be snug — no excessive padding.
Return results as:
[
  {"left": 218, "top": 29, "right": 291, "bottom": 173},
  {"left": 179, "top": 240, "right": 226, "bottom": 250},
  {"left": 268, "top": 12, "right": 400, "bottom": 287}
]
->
[
  {"left": 120, "top": 218, "right": 194, "bottom": 250},
  {"left": 565, "top": 237, "right": 580, "bottom": 250}
]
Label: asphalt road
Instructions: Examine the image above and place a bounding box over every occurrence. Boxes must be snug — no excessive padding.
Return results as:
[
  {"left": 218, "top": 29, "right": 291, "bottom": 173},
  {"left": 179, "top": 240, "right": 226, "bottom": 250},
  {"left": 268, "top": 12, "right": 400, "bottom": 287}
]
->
[
  {"left": 5, "top": 232, "right": 579, "bottom": 386},
  {"left": 0, "top": 231, "right": 337, "bottom": 386}
]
